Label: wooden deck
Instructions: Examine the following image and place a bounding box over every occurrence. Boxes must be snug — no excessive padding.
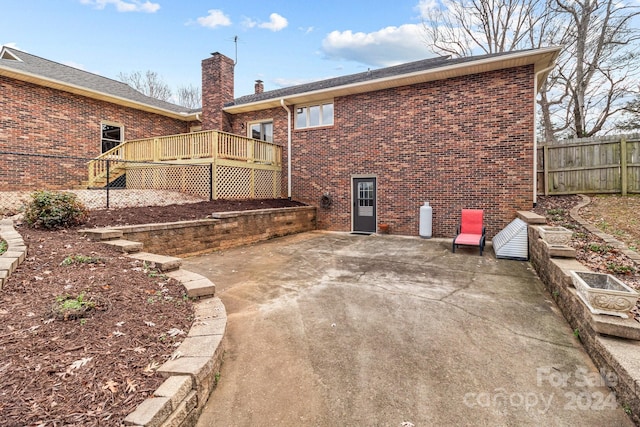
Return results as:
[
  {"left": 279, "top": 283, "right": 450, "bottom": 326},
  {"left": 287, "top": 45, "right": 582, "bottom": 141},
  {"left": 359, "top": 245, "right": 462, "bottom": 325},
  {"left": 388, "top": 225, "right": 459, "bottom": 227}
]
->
[{"left": 87, "top": 130, "right": 283, "bottom": 199}]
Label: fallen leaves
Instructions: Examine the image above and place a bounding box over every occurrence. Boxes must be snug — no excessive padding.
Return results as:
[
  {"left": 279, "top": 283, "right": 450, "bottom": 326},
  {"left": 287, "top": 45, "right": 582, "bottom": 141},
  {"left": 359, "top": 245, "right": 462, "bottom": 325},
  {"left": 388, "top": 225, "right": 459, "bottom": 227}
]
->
[
  {"left": 69, "top": 357, "right": 93, "bottom": 371},
  {"left": 125, "top": 378, "right": 137, "bottom": 393},
  {"left": 103, "top": 380, "right": 118, "bottom": 393},
  {"left": 143, "top": 361, "right": 161, "bottom": 376},
  {"left": 167, "top": 328, "right": 185, "bottom": 337}
]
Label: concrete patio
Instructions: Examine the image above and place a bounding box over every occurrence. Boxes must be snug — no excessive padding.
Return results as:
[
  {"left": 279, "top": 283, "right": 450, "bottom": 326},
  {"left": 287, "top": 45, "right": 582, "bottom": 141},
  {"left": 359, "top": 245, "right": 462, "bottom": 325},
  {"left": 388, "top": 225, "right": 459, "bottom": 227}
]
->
[{"left": 182, "top": 231, "right": 633, "bottom": 426}]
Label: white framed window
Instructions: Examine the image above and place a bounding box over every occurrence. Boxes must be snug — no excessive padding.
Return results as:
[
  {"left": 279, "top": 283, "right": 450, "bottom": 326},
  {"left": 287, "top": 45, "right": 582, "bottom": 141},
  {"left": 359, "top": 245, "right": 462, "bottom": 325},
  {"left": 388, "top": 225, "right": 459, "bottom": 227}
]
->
[
  {"left": 248, "top": 120, "right": 273, "bottom": 143},
  {"left": 101, "top": 121, "right": 123, "bottom": 153},
  {"left": 295, "top": 101, "right": 334, "bottom": 129}
]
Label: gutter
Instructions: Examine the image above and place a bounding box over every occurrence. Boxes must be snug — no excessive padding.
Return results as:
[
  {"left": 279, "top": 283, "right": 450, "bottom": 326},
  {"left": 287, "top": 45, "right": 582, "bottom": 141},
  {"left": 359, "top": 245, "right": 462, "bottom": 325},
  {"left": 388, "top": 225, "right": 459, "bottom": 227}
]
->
[
  {"left": 533, "top": 63, "right": 557, "bottom": 206},
  {"left": 280, "top": 99, "right": 292, "bottom": 200}
]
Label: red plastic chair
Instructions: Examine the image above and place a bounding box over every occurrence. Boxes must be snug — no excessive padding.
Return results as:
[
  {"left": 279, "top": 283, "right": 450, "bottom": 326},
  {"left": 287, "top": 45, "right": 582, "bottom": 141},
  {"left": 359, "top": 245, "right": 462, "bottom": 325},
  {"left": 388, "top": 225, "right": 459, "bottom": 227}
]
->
[{"left": 452, "top": 209, "right": 486, "bottom": 256}]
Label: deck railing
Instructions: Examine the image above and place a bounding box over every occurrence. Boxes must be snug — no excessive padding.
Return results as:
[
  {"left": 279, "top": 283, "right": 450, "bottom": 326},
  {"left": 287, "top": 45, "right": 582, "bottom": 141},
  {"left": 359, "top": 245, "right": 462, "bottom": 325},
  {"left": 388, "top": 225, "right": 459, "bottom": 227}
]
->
[{"left": 87, "top": 130, "right": 282, "bottom": 186}]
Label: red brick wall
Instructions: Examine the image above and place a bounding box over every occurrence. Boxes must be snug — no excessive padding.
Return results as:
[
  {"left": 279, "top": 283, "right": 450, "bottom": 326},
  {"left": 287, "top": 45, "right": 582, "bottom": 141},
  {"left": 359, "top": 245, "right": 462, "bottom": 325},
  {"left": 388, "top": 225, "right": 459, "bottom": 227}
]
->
[
  {"left": 0, "top": 76, "right": 191, "bottom": 190},
  {"left": 228, "top": 66, "right": 535, "bottom": 238}
]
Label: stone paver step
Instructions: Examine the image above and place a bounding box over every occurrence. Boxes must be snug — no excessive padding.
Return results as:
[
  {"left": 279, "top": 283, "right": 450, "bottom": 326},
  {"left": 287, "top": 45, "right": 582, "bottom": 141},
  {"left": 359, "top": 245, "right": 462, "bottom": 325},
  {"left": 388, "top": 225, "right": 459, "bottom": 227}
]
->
[
  {"left": 166, "top": 269, "right": 216, "bottom": 298},
  {"left": 517, "top": 210, "right": 546, "bottom": 224},
  {"left": 127, "top": 252, "right": 182, "bottom": 272},
  {"left": 79, "top": 228, "right": 124, "bottom": 241},
  {"left": 543, "top": 241, "right": 577, "bottom": 258},
  {"left": 103, "top": 239, "right": 143, "bottom": 253}
]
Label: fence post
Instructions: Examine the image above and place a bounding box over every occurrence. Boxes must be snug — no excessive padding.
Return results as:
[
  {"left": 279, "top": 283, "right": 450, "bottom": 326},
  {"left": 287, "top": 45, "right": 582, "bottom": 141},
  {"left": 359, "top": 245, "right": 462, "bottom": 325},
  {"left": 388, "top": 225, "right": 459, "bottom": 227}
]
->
[
  {"left": 250, "top": 169, "right": 256, "bottom": 198},
  {"left": 212, "top": 133, "right": 219, "bottom": 200},
  {"left": 273, "top": 171, "right": 278, "bottom": 198},
  {"left": 209, "top": 163, "right": 213, "bottom": 201},
  {"left": 621, "top": 137, "right": 628, "bottom": 196},
  {"left": 106, "top": 159, "right": 110, "bottom": 209},
  {"left": 543, "top": 144, "right": 549, "bottom": 196},
  {"left": 247, "top": 140, "right": 254, "bottom": 163},
  {"left": 153, "top": 138, "right": 160, "bottom": 162}
]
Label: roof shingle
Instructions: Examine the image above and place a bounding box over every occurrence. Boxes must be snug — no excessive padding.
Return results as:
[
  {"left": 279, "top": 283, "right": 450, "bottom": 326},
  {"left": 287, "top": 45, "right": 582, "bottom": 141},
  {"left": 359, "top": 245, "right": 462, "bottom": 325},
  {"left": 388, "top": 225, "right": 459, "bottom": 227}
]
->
[{"left": 0, "top": 46, "right": 190, "bottom": 115}]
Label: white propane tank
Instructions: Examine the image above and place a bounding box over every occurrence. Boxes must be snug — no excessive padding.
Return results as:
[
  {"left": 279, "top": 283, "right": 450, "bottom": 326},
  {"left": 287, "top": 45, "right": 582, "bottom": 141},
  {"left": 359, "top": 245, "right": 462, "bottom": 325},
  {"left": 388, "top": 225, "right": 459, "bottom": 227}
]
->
[{"left": 419, "top": 202, "right": 432, "bottom": 238}]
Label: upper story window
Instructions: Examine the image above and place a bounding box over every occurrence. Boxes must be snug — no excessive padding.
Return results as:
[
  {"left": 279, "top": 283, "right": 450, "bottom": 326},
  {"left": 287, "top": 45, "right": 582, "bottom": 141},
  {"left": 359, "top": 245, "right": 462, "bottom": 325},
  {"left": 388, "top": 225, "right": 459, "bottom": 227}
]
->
[
  {"left": 101, "top": 122, "right": 123, "bottom": 153},
  {"left": 248, "top": 120, "right": 273, "bottom": 143},
  {"left": 296, "top": 102, "right": 334, "bottom": 129}
]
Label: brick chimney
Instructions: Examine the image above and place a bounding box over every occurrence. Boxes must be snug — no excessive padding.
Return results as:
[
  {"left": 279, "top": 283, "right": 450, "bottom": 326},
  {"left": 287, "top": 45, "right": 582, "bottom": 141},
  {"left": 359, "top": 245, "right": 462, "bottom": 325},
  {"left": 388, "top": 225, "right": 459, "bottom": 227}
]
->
[
  {"left": 254, "top": 79, "right": 264, "bottom": 94},
  {"left": 201, "top": 52, "right": 235, "bottom": 132}
]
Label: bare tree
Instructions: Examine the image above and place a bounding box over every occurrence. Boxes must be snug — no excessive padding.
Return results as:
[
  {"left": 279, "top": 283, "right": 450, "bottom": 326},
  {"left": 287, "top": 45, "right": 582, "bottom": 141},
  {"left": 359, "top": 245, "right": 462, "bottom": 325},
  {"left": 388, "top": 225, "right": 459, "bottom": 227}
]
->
[
  {"left": 421, "top": 0, "right": 549, "bottom": 57},
  {"left": 175, "top": 84, "right": 201, "bottom": 109},
  {"left": 616, "top": 88, "right": 640, "bottom": 131},
  {"left": 552, "top": 0, "right": 640, "bottom": 138},
  {"left": 117, "top": 70, "right": 173, "bottom": 102}
]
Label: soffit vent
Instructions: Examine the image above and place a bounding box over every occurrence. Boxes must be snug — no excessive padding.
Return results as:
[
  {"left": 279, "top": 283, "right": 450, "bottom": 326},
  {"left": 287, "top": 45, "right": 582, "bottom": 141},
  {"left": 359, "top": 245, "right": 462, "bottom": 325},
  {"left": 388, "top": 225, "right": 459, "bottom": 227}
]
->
[{"left": 0, "top": 48, "right": 22, "bottom": 61}]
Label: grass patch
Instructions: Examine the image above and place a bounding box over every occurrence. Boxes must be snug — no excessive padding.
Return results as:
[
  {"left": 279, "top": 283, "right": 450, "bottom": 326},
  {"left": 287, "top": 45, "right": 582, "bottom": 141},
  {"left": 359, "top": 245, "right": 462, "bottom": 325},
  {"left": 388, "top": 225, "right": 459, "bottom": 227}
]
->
[
  {"left": 0, "top": 239, "right": 6, "bottom": 255},
  {"left": 53, "top": 293, "right": 96, "bottom": 321},
  {"left": 60, "top": 255, "right": 103, "bottom": 266}
]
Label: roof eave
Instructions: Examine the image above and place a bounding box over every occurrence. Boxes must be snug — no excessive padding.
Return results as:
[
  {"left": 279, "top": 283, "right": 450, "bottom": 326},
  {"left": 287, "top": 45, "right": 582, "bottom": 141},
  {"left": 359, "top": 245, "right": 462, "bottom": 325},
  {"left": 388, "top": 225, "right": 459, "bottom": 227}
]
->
[
  {"left": 224, "top": 46, "right": 561, "bottom": 114},
  {"left": 0, "top": 65, "right": 199, "bottom": 121}
]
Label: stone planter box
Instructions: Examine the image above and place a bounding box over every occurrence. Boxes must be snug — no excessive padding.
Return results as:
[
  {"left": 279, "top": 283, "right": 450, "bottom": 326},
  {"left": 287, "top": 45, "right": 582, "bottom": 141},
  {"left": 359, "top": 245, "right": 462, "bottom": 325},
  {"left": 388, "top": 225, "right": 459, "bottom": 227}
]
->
[
  {"left": 570, "top": 270, "right": 639, "bottom": 319},
  {"left": 538, "top": 225, "right": 573, "bottom": 245}
]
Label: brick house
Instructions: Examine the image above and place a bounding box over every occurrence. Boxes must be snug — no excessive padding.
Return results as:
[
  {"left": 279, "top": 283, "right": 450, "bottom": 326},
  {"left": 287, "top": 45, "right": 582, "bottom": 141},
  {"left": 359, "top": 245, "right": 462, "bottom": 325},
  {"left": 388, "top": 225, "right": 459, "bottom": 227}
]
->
[
  {"left": 201, "top": 47, "right": 560, "bottom": 238},
  {"left": 0, "top": 45, "right": 560, "bottom": 237},
  {"left": 0, "top": 46, "right": 200, "bottom": 190}
]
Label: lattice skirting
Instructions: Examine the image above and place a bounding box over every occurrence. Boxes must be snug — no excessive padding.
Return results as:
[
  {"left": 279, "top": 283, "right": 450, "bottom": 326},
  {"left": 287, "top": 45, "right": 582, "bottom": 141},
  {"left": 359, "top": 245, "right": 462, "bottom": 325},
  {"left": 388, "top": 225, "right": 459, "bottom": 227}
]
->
[{"left": 126, "top": 165, "right": 282, "bottom": 200}]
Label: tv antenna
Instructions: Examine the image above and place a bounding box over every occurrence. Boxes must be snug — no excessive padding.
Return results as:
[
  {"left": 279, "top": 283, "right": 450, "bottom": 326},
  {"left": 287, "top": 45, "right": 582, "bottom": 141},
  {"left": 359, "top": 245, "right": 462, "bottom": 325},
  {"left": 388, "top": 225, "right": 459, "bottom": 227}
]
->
[
  {"left": 233, "top": 35, "right": 238, "bottom": 65},
  {"left": 224, "top": 35, "right": 242, "bottom": 65}
]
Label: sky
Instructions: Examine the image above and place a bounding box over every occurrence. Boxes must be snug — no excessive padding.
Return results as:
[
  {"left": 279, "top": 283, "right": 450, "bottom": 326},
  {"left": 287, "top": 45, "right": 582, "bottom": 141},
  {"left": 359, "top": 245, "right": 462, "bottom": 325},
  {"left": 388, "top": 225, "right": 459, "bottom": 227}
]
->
[{"left": 0, "top": 0, "right": 436, "bottom": 101}]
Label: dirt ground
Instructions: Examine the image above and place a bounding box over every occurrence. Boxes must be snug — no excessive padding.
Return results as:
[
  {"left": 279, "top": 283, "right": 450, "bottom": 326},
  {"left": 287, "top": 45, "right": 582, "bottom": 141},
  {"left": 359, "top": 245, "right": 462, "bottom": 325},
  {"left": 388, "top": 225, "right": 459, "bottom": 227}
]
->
[
  {"left": 0, "top": 198, "right": 302, "bottom": 427},
  {"left": 578, "top": 194, "right": 640, "bottom": 253},
  {"left": 533, "top": 195, "right": 640, "bottom": 290}
]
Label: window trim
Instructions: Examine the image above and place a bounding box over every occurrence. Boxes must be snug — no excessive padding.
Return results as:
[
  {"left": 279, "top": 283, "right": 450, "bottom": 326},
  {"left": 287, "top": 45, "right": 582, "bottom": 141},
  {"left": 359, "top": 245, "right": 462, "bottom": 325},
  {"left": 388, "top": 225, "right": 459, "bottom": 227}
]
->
[
  {"left": 100, "top": 121, "right": 124, "bottom": 153},
  {"left": 295, "top": 100, "right": 334, "bottom": 129},
  {"left": 247, "top": 119, "right": 274, "bottom": 143}
]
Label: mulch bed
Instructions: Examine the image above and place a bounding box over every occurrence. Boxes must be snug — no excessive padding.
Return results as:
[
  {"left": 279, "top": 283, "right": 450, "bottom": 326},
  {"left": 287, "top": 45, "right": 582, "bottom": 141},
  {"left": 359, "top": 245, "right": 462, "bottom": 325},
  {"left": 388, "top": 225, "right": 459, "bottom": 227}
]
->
[{"left": 0, "top": 198, "right": 303, "bottom": 427}]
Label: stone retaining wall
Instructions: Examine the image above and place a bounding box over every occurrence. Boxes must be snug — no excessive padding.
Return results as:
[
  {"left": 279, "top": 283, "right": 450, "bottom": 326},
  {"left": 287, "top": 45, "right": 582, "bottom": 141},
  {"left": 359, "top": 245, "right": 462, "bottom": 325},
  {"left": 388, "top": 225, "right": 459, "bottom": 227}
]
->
[
  {"left": 112, "top": 206, "right": 316, "bottom": 257},
  {"left": 0, "top": 219, "right": 27, "bottom": 289},
  {"left": 528, "top": 224, "right": 640, "bottom": 425}
]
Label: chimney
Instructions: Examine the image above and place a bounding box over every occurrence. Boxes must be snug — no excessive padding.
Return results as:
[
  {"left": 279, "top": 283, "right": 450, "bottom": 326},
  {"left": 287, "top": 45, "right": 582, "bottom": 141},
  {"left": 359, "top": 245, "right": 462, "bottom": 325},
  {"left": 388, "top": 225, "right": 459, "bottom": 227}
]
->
[
  {"left": 254, "top": 79, "right": 264, "bottom": 94},
  {"left": 201, "top": 52, "right": 235, "bottom": 132}
]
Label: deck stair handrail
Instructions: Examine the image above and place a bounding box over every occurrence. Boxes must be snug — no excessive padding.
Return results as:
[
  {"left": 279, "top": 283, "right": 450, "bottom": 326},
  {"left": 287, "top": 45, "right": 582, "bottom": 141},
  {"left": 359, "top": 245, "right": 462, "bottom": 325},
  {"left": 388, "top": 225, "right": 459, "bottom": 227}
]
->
[{"left": 87, "top": 130, "right": 282, "bottom": 187}]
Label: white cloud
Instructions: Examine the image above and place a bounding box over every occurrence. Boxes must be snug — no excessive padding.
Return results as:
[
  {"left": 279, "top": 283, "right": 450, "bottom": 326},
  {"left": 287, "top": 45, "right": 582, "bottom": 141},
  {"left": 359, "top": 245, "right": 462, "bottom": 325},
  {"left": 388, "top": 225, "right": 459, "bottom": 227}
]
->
[
  {"left": 80, "top": 0, "right": 160, "bottom": 13},
  {"left": 242, "top": 16, "right": 257, "bottom": 29},
  {"left": 1, "top": 42, "right": 21, "bottom": 50},
  {"left": 321, "top": 24, "right": 433, "bottom": 67},
  {"left": 416, "top": 0, "right": 438, "bottom": 18},
  {"left": 243, "top": 13, "right": 288, "bottom": 31},
  {"left": 196, "top": 9, "right": 232, "bottom": 29},
  {"left": 259, "top": 13, "right": 288, "bottom": 31},
  {"left": 299, "top": 26, "right": 314, "bottom": 35}
]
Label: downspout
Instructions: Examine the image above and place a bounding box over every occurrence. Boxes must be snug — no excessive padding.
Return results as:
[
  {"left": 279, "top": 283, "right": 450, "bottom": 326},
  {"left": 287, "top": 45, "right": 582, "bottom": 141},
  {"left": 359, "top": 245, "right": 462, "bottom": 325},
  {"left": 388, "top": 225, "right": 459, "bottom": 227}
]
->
[
  {"left": 280, "top": 99, "right": 292, "bottom": 200},
  {"left": 533, "top": 64, "right": 556, "bottom": 206}
]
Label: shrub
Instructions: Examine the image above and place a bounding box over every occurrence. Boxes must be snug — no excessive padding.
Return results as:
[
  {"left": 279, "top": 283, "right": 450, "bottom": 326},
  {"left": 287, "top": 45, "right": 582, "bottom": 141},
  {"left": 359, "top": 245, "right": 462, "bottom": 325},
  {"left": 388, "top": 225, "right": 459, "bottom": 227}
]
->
[{"left": 24, "top": 191, "right": 89, "bottom": 229}]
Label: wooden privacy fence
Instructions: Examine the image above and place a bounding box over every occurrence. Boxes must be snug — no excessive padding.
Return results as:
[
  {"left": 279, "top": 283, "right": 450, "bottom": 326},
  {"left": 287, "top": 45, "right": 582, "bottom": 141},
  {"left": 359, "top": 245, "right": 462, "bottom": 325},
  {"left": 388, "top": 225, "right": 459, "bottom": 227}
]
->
[{"left": 537, "top": 134, "right": 640, "bottom": 195}]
